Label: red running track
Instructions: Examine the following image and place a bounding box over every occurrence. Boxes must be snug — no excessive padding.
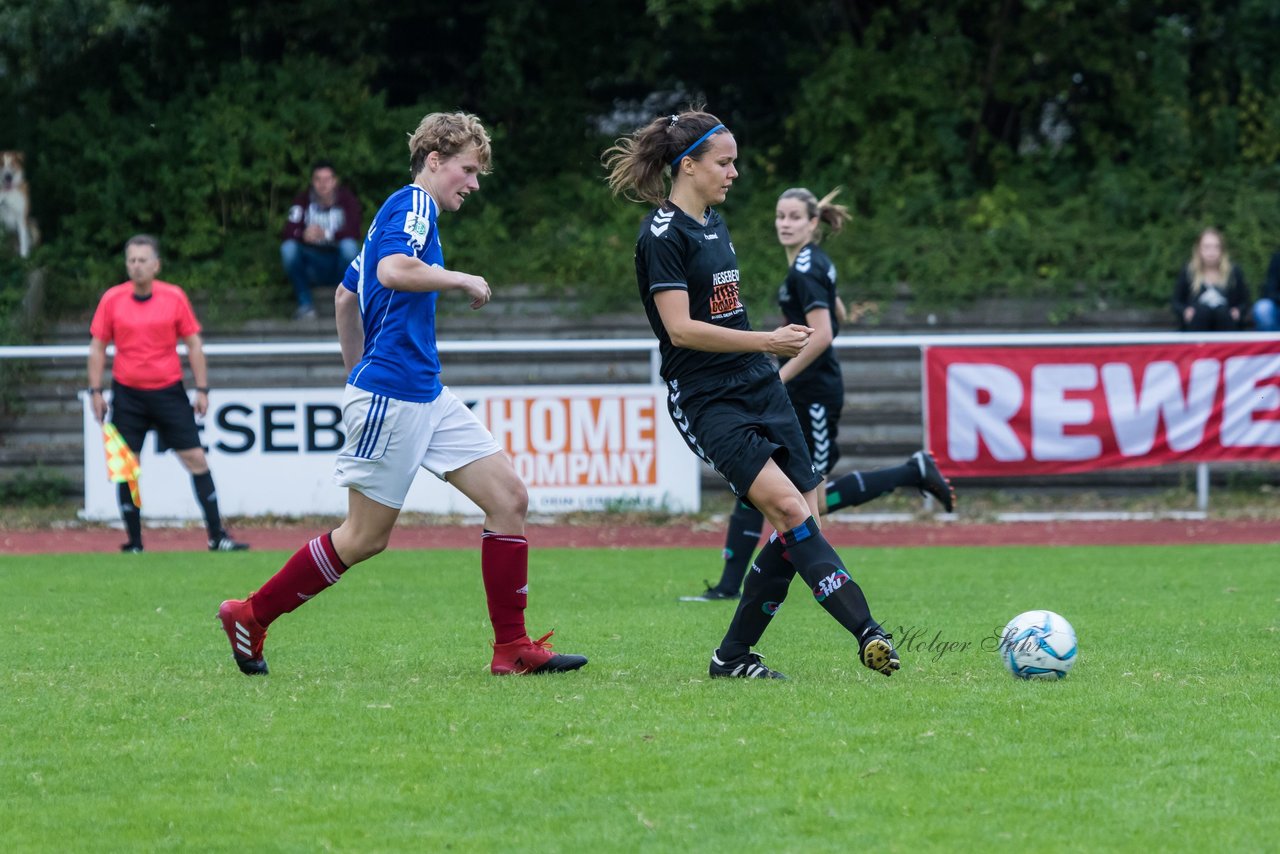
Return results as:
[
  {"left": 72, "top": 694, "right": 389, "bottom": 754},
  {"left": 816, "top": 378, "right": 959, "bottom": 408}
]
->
[{"left": 1, "top": 518, "right": 1276, "bottom": 555}]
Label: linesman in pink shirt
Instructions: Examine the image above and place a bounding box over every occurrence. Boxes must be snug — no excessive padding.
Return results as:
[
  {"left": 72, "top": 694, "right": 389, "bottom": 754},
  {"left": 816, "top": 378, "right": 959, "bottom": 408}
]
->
[{"left": 87, "top": 234, "right": 248, "bottom": 553}]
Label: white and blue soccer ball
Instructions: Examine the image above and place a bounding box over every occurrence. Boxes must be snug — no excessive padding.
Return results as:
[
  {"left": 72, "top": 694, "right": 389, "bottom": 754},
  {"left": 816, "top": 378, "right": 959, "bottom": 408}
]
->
[{"left": 999, "top": 610, "right": 1077, "bottom": 680}]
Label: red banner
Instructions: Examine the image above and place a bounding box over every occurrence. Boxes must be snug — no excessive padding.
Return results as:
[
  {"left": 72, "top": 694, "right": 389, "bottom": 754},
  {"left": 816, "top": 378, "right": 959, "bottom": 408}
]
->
[{"left": 924, "top": 342, "right": 1280, "bottom": 476}]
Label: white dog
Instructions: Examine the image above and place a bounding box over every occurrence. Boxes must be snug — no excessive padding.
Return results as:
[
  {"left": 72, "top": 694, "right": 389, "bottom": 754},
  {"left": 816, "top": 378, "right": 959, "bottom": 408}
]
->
[{"left": 1, "top": 151, "right": 36, "bottom": 258}]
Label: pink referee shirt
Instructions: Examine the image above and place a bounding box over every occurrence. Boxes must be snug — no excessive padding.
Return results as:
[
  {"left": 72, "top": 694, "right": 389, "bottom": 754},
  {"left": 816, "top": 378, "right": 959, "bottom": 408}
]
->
[{"left": 89, "top": 281, "right": 201, "bottom": 390}]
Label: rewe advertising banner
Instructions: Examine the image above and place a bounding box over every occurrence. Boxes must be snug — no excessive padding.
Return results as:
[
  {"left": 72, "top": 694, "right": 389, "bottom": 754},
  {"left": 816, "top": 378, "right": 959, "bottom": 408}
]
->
[
  {"left": 925, "top": 342, "right": 1280, "bottom": 476},
  {"left": 82, "top": 385, "right": 699, "bottom": 520}
]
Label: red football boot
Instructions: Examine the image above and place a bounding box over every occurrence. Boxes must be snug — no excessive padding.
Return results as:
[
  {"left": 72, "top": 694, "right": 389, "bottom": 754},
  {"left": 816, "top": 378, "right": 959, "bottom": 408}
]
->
[
  {"left": 490, "top": 630, "right": 588, "bottom": 675},
  {"left": 217, "top": 598, "right": 269, "bottom": 675}
]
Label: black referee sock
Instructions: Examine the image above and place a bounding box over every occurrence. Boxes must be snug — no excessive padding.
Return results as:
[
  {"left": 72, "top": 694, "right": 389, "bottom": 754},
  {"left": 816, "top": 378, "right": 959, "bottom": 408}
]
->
[
  {"left": 781, "top": 516, "right": 875, "bottom": 639},
  {"left": 717, "top": 534, "right": 796, "bottom": 660},
  {"left": 117, "top": 481, "right": 142, "bottom": 548},
  {"left": 714, "top": 500, "right": 765, "bottom": 595},
  {"left": 825, "top": 463, "right": 917, "bottom": 513},
  {"left": 191, "top": 471, "right": 225, "bottom": 542}
]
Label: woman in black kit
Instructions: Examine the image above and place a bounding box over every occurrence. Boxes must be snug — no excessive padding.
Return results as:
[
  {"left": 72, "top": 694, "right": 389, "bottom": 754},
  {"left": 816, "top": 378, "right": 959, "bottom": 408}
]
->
[
  {"left": 689, "top": 187, "right": 954, "bottom": 603},
  {"left": 604, "top": 109, "right": 900, "bottom": 679}
]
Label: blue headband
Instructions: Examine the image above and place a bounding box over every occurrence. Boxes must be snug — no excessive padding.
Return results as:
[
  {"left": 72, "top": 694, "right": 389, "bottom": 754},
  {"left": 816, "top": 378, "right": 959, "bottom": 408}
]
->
[{"left": 670, "top": 124, "right": 726, "bottom": 168}]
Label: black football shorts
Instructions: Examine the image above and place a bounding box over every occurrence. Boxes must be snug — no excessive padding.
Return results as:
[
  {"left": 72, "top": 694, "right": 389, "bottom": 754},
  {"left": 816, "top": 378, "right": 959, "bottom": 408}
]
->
[
  {"left": 665, "top": 359, "right": 820, "bottom": 501},
  {"left": 787, "top": 387, "right": 843, "bottom": 478},
  {"left": 110, "top": 380, "right": 203, "bottom": 454}
]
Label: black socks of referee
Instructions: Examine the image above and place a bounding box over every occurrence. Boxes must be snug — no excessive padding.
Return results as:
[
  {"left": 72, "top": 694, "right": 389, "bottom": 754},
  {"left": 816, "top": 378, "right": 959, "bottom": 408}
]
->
[
  {"left": 116, "top": 472, "right": 226, "bottom": 547},
  {"left": 117, "top": 481, "right": 142, "bottom": 549},
  {"left": 824, "top": 462, "right": 918, "bottom": 513},
  {"left": 191, "top": 471, "right": 226, "bottom": 542},
  {"left": 719, "top": 516, "right": 876, "bottom": 659}
]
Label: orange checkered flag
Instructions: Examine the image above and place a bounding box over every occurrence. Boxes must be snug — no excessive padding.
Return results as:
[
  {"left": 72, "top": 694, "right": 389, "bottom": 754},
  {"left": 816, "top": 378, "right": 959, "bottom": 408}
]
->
[{"left": 102, "top": 422, "right": 141, "bottom": 509}]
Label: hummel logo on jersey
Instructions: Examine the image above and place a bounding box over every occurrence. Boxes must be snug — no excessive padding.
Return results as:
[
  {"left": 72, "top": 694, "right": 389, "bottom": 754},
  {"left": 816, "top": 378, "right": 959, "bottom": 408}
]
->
[
  {"left": 704, "top": 232, "right": 718, "bottom": 240},
  {"left": 796, "top": 247, "right": 812, "bottom": 273},
  {"left": 650, "top": 209, "right": 675, "bottom": 236}
]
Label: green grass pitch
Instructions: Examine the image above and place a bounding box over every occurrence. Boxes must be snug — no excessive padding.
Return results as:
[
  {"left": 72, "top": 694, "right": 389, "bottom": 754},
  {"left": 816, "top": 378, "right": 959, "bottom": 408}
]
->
[{"left": 4, "top": 542, "right": 1278, "bottom": 851}]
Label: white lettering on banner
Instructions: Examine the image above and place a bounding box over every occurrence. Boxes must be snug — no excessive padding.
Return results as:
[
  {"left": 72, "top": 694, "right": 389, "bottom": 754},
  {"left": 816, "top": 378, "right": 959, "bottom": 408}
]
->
[
  {"left": 571, "top": 398, "right": 620, "bottom": 449},
  {"left": 81, "top": 385, "right": 697, "bottom": 520},
  {"left": 529, "top": 399, "right": 566, "bottom": 452},
  {"left": 513, "top": 451, "right": 656, "bottom": 486},
  {"left": 1101, "top": 359, "right": 1219, "bottom": 455},
  {"left": 938, "top": 347, "right": 1280, "bottom": 470},
  {"left": 1222, "top": 354, "right": 1280, "bottom": 447},
  {"left": 487, "top": 399, "right": 527, "bottom": 450},
  {"left": 1031, "top": 364, "right": 1100, "bottom": 461},
  {"left": 485, "top": 395, "right": 659, "bottom": 486},
  {"left": 946, "top": 364, "right": 1025, "bottom": 461},
  {"left": 624, "top": 397, "right": 654, "bottom": 448}
]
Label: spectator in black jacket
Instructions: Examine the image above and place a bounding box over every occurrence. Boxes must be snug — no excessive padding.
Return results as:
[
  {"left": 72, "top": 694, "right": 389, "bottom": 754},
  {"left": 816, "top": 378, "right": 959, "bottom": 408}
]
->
[
  {"left": 1253, "top": 251, "right": 1280, "bottom": 331},
  {"left": 1172, "top": 228, "right": 1249, "bottom": 332}
]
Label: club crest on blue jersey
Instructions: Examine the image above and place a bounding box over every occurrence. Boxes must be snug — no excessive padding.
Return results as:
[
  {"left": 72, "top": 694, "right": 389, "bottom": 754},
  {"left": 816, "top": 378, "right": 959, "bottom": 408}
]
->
[{"left": 403, "top": 211, "right": 429, "bottom": 250}]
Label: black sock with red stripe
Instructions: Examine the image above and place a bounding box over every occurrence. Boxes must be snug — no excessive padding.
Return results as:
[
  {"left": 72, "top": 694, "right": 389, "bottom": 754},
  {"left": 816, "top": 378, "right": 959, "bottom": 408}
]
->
[{"left": 780, "top": 516, "right": 875, "bottom": 638}]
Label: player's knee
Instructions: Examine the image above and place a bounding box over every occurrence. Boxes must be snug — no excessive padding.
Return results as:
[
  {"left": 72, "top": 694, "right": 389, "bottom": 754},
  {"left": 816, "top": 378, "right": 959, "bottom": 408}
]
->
[
  {"left": 348, "top": 532, "right": 389, "bottom": 564},
  {"left": 762, "top": 494, "right": 810, "bottom": 531},
  {"left": 491, "top": 479, "right": 528, "bottom": 523}
]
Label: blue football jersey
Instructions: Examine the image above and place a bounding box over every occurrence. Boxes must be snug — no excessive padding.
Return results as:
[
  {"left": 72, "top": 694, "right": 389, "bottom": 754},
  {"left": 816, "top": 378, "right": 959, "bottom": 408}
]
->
[{"left": 346, "top": 185, "right": 445, "bottom": 402}]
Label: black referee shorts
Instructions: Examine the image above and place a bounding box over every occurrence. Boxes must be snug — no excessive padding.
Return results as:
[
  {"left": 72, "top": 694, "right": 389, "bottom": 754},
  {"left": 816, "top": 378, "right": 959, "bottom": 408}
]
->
[
  {"left": 787, "top": 386, "right": 844, "bottom": 478},
  {"left": 666, "top": 359, "right": 820, "bottom": 501},
  {"left": 110, "top": 380, "right": 203, "bottom": 454}
]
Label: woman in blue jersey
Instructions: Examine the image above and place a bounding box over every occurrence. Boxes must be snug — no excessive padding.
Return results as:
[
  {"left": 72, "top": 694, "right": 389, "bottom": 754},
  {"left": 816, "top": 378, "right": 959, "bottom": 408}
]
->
[
  {"left": 688, "top": 187, "right": 955, "bottom": 602},
  {"left": 604, "top": 109, "right": 901, "bottom": 679},
  {"left": 218, "top": 112, "right": 587, "bottom": 678}
]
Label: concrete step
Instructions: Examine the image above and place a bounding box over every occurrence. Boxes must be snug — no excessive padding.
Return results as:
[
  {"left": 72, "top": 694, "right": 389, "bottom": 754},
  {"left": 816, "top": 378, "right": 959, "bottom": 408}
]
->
[{"left": 0, "top": 289, "right": 1213, "bottom": 504}]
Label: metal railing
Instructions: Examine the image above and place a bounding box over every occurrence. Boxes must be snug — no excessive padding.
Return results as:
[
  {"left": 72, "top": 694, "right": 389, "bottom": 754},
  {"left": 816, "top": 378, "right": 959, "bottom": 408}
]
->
[{"left": 4, "top": 330, "right": 1278, "bottom": 511}]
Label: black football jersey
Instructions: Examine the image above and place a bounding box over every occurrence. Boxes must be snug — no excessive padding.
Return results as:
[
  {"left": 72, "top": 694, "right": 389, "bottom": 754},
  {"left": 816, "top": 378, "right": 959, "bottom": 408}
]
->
[
  {"left": 777, "top": 242, "right": 843, "bottom": 397},
  {"left": 634, "top": 202, "right": 765, "bottom": 384}
]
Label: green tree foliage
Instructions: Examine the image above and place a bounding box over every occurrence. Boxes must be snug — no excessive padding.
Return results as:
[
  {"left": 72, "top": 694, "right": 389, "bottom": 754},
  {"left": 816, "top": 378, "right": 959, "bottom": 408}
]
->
[{"left": 3, "top": 1, "right": 1280, "bottom": 323}]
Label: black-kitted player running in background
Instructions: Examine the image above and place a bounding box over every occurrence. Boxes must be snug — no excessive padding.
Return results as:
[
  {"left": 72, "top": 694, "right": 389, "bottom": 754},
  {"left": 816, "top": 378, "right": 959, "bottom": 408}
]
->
[
  {"left": 604, "top": 109, "right": 900, "bottom": 678},
  {"left": 687, "top": 187, "right": 954, "bottom": 602}
]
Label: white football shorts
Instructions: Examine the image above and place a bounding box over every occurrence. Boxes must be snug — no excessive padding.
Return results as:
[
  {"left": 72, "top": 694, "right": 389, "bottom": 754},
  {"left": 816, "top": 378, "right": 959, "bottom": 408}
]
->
[{"left": 332, "top": 384, "right": 502, "bottom": 509}]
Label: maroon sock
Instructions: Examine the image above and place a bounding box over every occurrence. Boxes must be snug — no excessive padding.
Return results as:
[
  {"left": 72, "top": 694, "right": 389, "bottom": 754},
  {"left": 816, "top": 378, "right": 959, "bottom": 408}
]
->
[
  {"left": 249, "top": 532, "right": 348, "bottom": 627},
  {"left": 482, "top": 531, "right": 529, "bottom": 645}
]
